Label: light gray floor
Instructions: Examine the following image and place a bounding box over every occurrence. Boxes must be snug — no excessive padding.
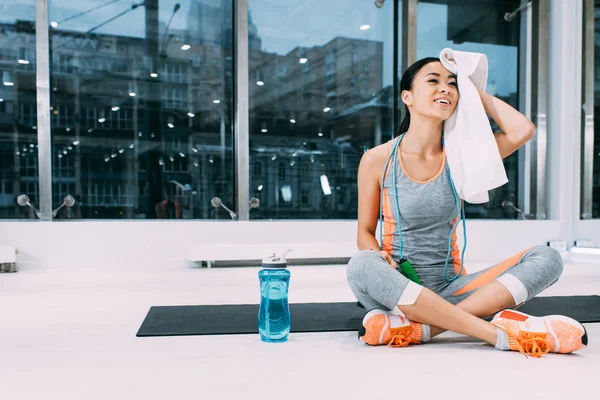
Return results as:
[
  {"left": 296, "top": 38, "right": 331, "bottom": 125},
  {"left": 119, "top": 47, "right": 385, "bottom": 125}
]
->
[{"left": 1, "top": 260, "right": 598, "bottom": 400}]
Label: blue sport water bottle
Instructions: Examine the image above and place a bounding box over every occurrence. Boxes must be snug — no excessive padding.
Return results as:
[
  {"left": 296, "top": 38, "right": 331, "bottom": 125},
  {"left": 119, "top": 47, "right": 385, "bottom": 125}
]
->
[{"left": 258, "top": 250, "right": 291, "bottom": 343}]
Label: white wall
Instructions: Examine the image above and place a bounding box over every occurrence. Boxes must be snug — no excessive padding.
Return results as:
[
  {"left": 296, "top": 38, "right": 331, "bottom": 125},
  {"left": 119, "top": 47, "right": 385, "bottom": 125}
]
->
[{"left": 0, "top": 219, "right": 562, "bottom": 272}]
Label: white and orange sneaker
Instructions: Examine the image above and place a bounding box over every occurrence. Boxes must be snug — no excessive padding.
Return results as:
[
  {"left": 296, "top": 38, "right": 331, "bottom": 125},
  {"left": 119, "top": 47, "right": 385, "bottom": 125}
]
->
[
  {"left": 491, "top": 309, "right": 588, "bottom": 357},
  {"left": 359, "top": 309, "right": 425, "bottom": 347}
]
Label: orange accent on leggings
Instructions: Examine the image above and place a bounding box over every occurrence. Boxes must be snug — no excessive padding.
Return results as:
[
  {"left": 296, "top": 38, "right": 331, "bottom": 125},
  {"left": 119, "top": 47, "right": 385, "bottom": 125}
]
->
[{"left": 452, "top": 248, "right": 530, "bottom": 296}]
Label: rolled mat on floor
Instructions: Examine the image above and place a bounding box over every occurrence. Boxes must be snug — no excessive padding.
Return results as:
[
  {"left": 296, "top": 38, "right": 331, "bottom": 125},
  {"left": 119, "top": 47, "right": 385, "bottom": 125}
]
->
[{"left": 136, "top": 295, "right": 600, "bottom": 337}]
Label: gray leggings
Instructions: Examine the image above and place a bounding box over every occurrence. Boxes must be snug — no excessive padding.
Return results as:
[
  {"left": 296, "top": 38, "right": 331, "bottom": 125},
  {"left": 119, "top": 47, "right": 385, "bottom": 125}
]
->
[{"left": 346, "top": 245, "right": 563, "bottom": 312}]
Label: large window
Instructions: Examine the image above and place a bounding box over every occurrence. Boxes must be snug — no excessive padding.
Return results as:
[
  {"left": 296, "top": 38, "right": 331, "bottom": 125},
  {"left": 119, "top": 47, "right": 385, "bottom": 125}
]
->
[
  {"left": 247, "top": 0, "right": 395, "bottom": 219},
  {"left": 48, "top": 0, "right": 234, "bottom": 219},
  {"left": 0, "top": 1, "right": 38, "bottom": 219},
  {"left": 0, "top": 1, "right": 560, "bottom": 223},
  {"left": 417, "top": 0, "right": 522, "bottom": 219}
]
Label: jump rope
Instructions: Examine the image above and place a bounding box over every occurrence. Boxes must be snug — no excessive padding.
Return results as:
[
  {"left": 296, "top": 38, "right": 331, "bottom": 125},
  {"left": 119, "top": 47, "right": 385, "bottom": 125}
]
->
[{"left": 378, "top": 133, "right": 467, "bottom": 283}]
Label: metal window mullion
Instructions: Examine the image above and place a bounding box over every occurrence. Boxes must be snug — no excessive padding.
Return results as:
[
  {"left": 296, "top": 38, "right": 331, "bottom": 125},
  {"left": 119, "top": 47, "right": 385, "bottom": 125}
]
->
[
  {"left": 401, "top": 0, "right": 417, "bottom": 73},
  {"left": 234, "top": 0, "right": 249, "bottom": 221},
  {"left": 517, "top": 2, "right": 531, "bottom": 217},
  {"left": 36, "top": 0, "right": 52, "bottom": 221},
  {"left": 529, "top": 0, "right": 548, "bottom": 219},
  {"left": 581, "top": 0, "right": 594, "bottom": 219},
  {"left": 399, "top": 0, "right": 417, "bottom": 135}
]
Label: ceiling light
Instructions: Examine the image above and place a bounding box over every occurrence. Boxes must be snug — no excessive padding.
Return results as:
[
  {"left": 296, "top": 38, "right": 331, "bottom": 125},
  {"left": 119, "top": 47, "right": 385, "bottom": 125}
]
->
[{"left": 320, "top": 175, "right": 332, "bottom": 195}]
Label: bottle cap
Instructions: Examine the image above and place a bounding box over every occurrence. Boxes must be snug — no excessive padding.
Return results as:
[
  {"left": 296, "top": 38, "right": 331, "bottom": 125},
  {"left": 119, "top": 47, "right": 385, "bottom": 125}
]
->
[{"left": 261, "top": 249, "right": 291, "bottom": 269}]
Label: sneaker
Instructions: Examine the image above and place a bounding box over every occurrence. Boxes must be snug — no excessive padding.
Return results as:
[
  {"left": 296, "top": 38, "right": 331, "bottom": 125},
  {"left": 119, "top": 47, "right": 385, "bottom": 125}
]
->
[
  {"left": 491, "top": 309, "right": 588, "bottom": 357},
  {"left": 359, "top": 309, "right": 423, "bottom": 347}
]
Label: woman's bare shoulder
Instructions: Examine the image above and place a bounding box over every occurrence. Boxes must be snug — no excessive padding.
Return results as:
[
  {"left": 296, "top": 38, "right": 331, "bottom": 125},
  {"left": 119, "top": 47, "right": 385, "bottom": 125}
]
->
[
  {"left": 358, "top": 141, "right": 391, "bottom": 186},
  {"left": 360, "top": 141, "right": 390, "bottom": 170}
]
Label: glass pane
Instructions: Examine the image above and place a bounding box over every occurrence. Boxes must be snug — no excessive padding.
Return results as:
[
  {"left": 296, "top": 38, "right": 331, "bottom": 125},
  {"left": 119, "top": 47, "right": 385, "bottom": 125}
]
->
[
  {"left": 0, "top": 1, "right": 39, "bottom": 219},
  {"left": 48, "top": 0, "right": 234, "bottom": 219},
  {"left": 593, "top": 0, "right": 600, "bottom": 218},
  {"left": 417, "top": 0, "right": 522, "bottom": 219},
  {"left": 248, "top": 0, "right": 395, "bottom": 219}
]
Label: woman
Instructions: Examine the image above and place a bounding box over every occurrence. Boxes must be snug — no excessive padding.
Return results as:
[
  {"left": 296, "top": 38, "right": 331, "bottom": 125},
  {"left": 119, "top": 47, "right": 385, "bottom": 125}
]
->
[{"left": 347, "top": 57, "right": 587, "bottom": 357}]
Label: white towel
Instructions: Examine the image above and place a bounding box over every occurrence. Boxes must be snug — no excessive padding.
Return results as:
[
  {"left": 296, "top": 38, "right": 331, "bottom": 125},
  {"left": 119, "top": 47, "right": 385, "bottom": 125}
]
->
[{"left": 439, "top": 48, "right": 508, "bottom": 204}]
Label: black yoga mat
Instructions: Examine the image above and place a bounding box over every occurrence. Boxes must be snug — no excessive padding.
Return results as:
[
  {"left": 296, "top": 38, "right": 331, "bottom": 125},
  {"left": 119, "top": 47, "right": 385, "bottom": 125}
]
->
[{"left": 136, "top": 295, "right": 600, "bottom": 337}]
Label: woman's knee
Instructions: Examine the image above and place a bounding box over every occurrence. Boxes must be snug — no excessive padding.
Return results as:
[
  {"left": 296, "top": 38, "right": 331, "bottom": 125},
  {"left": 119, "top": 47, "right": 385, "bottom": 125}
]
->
[
  {"left": 347, "top": 249, "right": 381, "bottom": 281},
  {"left": 526, "top": 245, "right": 564, "bottom": 282}
]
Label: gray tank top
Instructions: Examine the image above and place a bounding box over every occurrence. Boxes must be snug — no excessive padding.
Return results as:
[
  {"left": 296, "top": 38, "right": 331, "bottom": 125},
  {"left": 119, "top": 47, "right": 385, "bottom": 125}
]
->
[{"left": 381, "top": 137, "right": 464, "bottom": 290}]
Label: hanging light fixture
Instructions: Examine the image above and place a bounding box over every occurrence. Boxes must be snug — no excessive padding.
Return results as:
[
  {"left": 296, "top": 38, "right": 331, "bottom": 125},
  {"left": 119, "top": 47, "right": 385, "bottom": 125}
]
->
[
  {"left": 128, "top": 82, "right": 136, "bottom": 97},
  {"left": 3, "top": 71, "right": 14, "bottom": 86}
]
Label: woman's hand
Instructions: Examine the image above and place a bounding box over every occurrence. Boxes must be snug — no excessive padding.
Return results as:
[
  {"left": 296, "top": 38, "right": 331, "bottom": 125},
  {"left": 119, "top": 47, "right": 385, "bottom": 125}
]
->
[{"left": 380, "top": 251, "right": 398, "bottom": 269}]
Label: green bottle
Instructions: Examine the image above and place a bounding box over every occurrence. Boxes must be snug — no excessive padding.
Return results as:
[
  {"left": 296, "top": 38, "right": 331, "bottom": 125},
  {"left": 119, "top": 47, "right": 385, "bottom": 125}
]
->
[{"left": 397, "top": 258, "right": 422, "bottom": 285}]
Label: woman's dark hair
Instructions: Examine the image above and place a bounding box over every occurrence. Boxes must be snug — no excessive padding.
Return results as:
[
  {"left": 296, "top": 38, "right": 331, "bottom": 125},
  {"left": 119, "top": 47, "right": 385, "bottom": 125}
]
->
[{"left": 399, "top": 57, "right": 441, "bottom": 134}]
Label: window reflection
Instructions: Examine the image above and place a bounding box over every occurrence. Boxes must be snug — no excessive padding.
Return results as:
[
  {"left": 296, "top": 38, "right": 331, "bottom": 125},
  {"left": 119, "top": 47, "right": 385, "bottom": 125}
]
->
[
  {"left": 0, "top": 0, "right": 38, "bottom": 219},
  {"left": 417, "top": 0, "right": 522, "bottom": 219},
  {"left": 0, "top": 0, "right": 536, "bottom": 221},
  {"left": 248, "top": 0, "right": 395, "bottom": 219},
  {"left": 48, "top": 0, "right": 234, "bottom": 219}
]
